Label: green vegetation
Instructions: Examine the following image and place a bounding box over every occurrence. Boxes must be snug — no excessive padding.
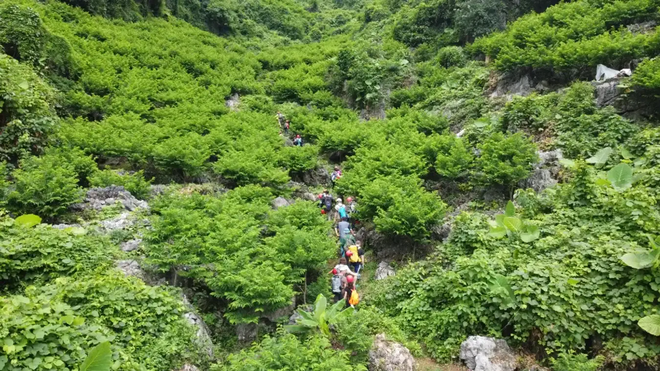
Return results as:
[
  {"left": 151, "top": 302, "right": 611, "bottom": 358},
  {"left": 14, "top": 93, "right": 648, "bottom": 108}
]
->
[{"left": 2, "top": 0, "right": 660, "bottom": 369}]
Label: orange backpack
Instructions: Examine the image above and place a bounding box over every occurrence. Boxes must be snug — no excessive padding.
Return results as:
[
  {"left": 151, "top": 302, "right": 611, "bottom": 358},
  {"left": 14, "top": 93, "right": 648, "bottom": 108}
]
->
[{"left": 349, "top": 289, "right": 360, "bottom": 306}]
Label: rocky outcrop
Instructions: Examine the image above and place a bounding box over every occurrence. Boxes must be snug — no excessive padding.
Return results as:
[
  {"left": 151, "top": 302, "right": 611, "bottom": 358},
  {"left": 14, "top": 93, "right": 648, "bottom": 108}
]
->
[
  {"left": 368, "top": 334, "right": 415, "bottom": 371},
  {"left": 519, "top": 150, "right": 563, "bottom": 193},
  {"left": 490, "top": 73, "right": 534, "bottom": 99},
  {"left": 594, "top": 78, "right": 623, "bottom": 107},
  {"left": 301, "top": 167, "right": 332, "bottom": 186},
  {"left": 225, "top": 93, "right": 240, "bottom": 111},
  {"left": 116, "top": 260, "right": 146, "bottom": 280},
  {"left": 184, "top": 312, "right": 214, "bottom": 357},
  {"left": 263, "top": 297, "right": 296, "bottom": 322},
  {"left": 121, "top": 238, "right": 142, "bottom": 252},
  {"left": 72, "top": 186, "right": 148, "bottom": 212},
  {"left": 272, "top": 197, "right": 290, "bottom": 210},
  {"left": 174, "top": 365, "right": 199, "bottom": 371},
  {"left": 375, "top": 262, "right": 396, "bottom": 280},
  {"left": 236, "top": 323, "right": 258, "bottom": 343},
  {"left": 459, "top": 336, "right": 517, "bottom": 371}
]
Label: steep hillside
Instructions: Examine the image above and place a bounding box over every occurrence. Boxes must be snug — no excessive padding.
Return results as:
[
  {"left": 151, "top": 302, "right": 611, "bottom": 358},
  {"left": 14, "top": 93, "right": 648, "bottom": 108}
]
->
[{"left": 2, "top": 0, "right": 660, "bottom": 370}]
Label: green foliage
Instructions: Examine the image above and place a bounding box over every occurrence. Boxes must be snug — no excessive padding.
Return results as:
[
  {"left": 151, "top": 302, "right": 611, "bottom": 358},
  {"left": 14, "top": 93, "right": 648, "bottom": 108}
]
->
[
  {"left": 285, "top": 294, "right": 353, "bottom": 336},
  {"left": 89, "top": 170, "right": 153, "bottom": 200},
  {"left": 551, "top": 352, "right": 604, "bottom": 371},
  {"left": 608, "top": 163, "right": 634, "bottom": 191},
  {"left": 476, "top": 132, "right": 538, "bottom": 187},
  {"left": 79, "top": 342, "right": 112, "bottom": 371},
  {"left": 487, "top": 201, "right": 540, "bottom": 243},
  {"left": 453, "top": 0, "right": 506, "bottom": 43},
  {"left": 632, "top": 57, "right": 660, "bottom": 91},
  {"left": 0, "top": 214, "right": 110, "bottom": 290},
  {"left": 146, "top": 188, "right": 335, "bottom": 324},
  {"left": 0, "top": 274, "right": 202, "bottom": 371},
  {"left": 472, "top": 0, "right": 660, "bottom": 73},
  {"left": 0, "top": 53, "right": 57, "bottom": 164},
  {"left": 218, "top": 331, "right": 360, "bottom": 371},
  {"left": 435, "top": 137, "right": 473, "bottom": 179},
  {"left": 435, "top": 46, "right": 467, "bottom": 68},
  {"left": 6, "top": 155, "right": 84, "bottom": 219},
  {"left": 638, "top": 315, "right": 660, "bottom": 336}
]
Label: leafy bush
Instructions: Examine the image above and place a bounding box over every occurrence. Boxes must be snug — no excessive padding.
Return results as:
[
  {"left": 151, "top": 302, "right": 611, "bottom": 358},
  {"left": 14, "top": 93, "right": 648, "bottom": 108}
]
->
[
  {"left": 217, "top": 331, "right": 360, "bottom": 371},
  {"left": 435, "top": 137, "right": 474, "bottom": 179},
  {"left": 476, "top": 132, "right": 538, "bottom": 187},
  {"left": 0, "top": 214, "right": 111, "bottom": 290},
  {"left": 6, "top": 155, "right": 84, "bottom": 219},
  {"left": 146, "top": 189, "right": 335, "bottom": 324},
  {"left": 552, "top": 352, "right": 604, "bottom": 371},
  {"left": 471, "top": 0, "right": 660, "bottom": 73},
  {"left": 435, "top": 46, "right": 467, "bottom": 68},
  {"left": 359, "top": 175, "right": 446, "bottom": 240},
  {"left": 89, "top": 170, "right": 153, "bottom": 199},
  {"left": 0, "top": 53, "right": 57, "bottom": 164}
]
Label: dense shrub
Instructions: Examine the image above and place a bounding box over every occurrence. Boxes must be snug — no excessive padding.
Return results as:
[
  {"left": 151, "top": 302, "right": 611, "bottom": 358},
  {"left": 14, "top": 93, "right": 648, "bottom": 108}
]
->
[
  {"left": 0, "top": 53, "right": 57, "bottom": 164},
  {"left": 0, "top": 214, "right": 111, "bottom": 291},
  {"left": 217, "top": 332, "right": 358, "bottom": 371},
  {"left": 476, "top": 132, "right": 538, "bottom": 187},
  {"left": 146, "top": 188, "right": 335, "bottom": 324},
  {"left": 6, "top": 155, "right": 84, "bottom": 219},
  {"left": 89, "top": 169, "right": 153, "bottom": 199},
  {"left": 471, "top": 0, "right": 660, "bottom": 73}
]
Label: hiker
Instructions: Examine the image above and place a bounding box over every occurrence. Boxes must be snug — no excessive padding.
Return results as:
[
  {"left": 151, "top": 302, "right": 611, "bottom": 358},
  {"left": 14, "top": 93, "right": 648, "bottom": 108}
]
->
[
  {"left": 343, "top": 274, "right": 359, "bottom": 308},
  {"left": 346, "top": 196, "right": 359, "bottom": 228},
  {"left": 331, "top": 268, "right": 343, "bottom": 302},
  {"left": 276, "top": 111, "right": 285, "bottom": 128},
  {"left": 334, "top": 198, "right": 347, "bottom": 222},
  {"left": 331, "top": 166, "right": 342, "bottom": 185},
  {"left": 319, "top": 190, "right": 333, "bottom": 218},
  {"left": 284, "top": 120, "right": 291, "bottom": 134},
  {"left": 335, "top": 217, "right": 353, "bottom": 257},
  {"left": 345, "top": 240, "right": 365, "bottom": 275},
  {"left": 293, "top": 134, "right": 303, "bottom": 147}
]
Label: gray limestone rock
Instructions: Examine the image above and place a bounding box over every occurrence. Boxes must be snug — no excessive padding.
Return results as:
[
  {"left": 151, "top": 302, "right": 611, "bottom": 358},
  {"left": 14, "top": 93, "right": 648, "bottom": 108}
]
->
[
  {"left": 121, "top": 238, "right": 142, "bottom": 252},
  {"left": 519, "top": 149, "right": 563, "bottom": 193},
  {"left": 115, "top": 260, "right": 146, "bottom": 280},
  {"left": 184, "top": 312, "right": 214, "bottom": 357},
  {"left": 72, "top": 186, "right": 148, "bottom": 212},
  {"left": 272, "top": 197, "right": 290, "bottom": 210},
  {"left": 368, "top": 334, "right": 415, "bottom": 371},
  {"left": 459, "top": 336, "right": 517, "bottom": 371},
  {"left": 374, "top": 262, "right": 396, "bottom": 281}
]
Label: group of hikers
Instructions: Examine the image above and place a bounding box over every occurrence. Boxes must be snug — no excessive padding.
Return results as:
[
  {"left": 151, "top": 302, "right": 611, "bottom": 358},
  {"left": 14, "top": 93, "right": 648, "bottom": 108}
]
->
[
  {"left": 318, "top": 183, "right": 363, "bottom": 308},
  {"left": 276, "top": 111, "right": 303, "bottom": 147},
  {"left": 277, "top": 111, "right": 362, "bottom": 308}
]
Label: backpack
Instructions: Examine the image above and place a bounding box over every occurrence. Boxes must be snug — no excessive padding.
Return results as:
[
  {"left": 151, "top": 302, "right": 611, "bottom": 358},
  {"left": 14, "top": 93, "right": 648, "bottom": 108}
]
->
[
  {"left": 347, "top": 245, "right": 360, "bottom": 263},
  {"left": 323, "top": 196, "right": 333, "bottom": 208},
  {"left": 331, "top": 171, "right": 342, "bottom": 182},
  {"left": 348, "top": 289, "right": 360, "bottom": 306},
  {"left": 338, "top": 205, "right": 348, "bottom": 219},
  {"left": 331, "top": 275, "right": 342, "bottom": 293}
]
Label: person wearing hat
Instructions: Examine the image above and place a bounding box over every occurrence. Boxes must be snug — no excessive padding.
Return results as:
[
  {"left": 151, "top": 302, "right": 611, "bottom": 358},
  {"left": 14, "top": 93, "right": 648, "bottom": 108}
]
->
[
  {"left": 293, "top": 134, "right": 303, "bottom": 147},
  {"left": 330, "top": 268, "right": 343, "bottom": 302},
  {"left": 342, "top": 274, "right": 358, "bottom": 308}
]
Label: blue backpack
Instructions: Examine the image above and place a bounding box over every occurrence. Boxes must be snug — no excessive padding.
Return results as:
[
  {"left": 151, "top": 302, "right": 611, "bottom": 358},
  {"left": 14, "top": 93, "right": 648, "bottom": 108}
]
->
[{"left": 338, "top": 205, "right": 348, "bottom": 219}]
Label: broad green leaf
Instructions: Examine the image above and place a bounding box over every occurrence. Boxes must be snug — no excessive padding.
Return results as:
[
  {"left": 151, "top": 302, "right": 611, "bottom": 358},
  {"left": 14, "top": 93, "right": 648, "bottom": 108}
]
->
[
  {"left": 284, "top": 325, "right": 310, "bottom": 334},
  {"left": 15, "top": 214, "right": 42, "bottom": 228},
  {"left": 558, "top": 158, "right": 576, "bottom": 169},
  {"left": 619, "top": 147, "right": 634, "bottom": 160},
  {"left": 66, "top": 227, "right": 87, "bottom": 236},
  {"left": 567, "top": 278, "right": 580, "bottom": 286},
  {"left": 503, "top": 217, "right": 522, "bottom": 232},
  {"left": 620, "top": 249, "right": 660, "bottom": 269},
  {"left": 298, "top": 319, "right": 318, "bottom": 327},
  {"left": 520, "top": 224, "right": 540, "bottom": 243},
  {"left": 504, "top": 201, "right": 515, "bottom": 217},
  {"left": 489, "top": 274, "right": 514, "bottom": 305},
  {"left": 488, "top": 226, "right": 507, "bottom": 239},
  {"left": 495, "top": 214, "right": 505, "bottom": 226},
  {"left": 314, "top": 294, "right": 327, "bottom": 321},
  {"left": 607, "top": 163, "right": 633, "bottom": 191},
  {"left": 639, "top": 315, "right": 660, "bottom": 336},
  {"left": 80, "top": 342, "right": 112, "bottom": 371},
  {"left": 586, "top": 147, "right": 613, "bottom": 166}
]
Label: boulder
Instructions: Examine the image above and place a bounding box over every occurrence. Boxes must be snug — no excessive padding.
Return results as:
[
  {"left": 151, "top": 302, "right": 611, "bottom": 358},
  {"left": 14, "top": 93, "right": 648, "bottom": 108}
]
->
[
  {"left": 459, "top": 336, "right": 517, "bottom": 371},
  {"left": 184, "top": 312, "right": 214, "bottom": 357},
  {"left": 368, "top": 334, "right": 415, "bottom": 371},
  {"left": 272, "top": 197, "right": 290, "bottom": 210},
  {"left": 375, "top": 262, "right": 396, "bottom": 281},
  {"left": 263, "top": 297, "right": 296, "bottom": 322},
  {"left": 121, "top": 238, "right": 142, "bottom": 252},
  {"left": 72, "top": 186, "right": 148, "bottom": 212},
  {"left": 174, "top": 365, "right": 199, "bottom": 371},
  {"left": 594, "top": 78, "right": 622, "bottom": 108},
  {"left": 115, "top": 260, "right": 146, "bottom": 280},
  {"left": 301, "top": 167, "right": 332, "bottom": 186},
  {"left": 519, "top": 149, "right": 563, "bottom": 193},
  {"left": 99, "top": 212, "right": 134, "bottom": 232},
  {"left": 225, "top": 93, "right": 240, "bottom": 111},
  {"left": 235, "top": 323, "right": 258, "bottom": 343},
  {"left": 490, "top": 73, "right": 533, "bottom": 99}
]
